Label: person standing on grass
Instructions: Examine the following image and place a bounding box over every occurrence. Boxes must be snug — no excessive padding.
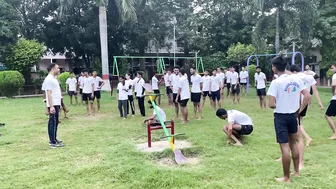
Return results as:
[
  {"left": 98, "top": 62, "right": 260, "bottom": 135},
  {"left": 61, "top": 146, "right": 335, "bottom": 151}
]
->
[
  {"left": 125, "top": 73, "right": 135, "bottom": 116},
  {"left": 42, "top": 63, "right": 64, "bottom": 148},
  {"left": 164, "top": 69, "right": 173, "bottom": 106},
  {"left": 117, "top": 76, "right": 129, "bottom": 119},
  {"left": 151, "top": 72, "right": 161, "bottom": 105},
  {"left": 78, "top": 71, "right": 84, "bottom": 105},
  {"left": 216, "top": 109, "right": 253, "bottom": 146},
  {"left": 201, "top": 70, "right": 212, "bottom": 108},
  {"left": 134, "top": 72, "right": 146, "bottom": 117},
  {"left": 230, "top": 67, "right": 240, "bottom": 104},
  {"left": 325, "top": 63, "right": 336, "bottom": 140},
  {"left": 267, "top": 56, "right": 311, "bottom": 183},
  {"left": 225, "top": 68, "right": 232, "bottom": 97},
  {"left": 92, "top": 71, "right": 104, "bottom": 113},
  {"left": 81, "top": 69, "right": 95, "bottom": 116},
  {"left": 190, "top": 67, "right": 203, "bottom": 120},
  {"left": 171, "top": 66, "right": 180, "bottom": 119},
  {"left": 176, "top": 69, "right": 190, "bottom": 124},
  {"left": 239, "top": 67, "right": 248, "bottom": 96},
  {"left": 217, "top": 68, "right": 225, "bottom": 103},
  {"left": 254, "top": 66, "right": 267, "bottom": 109},
  {"left": 210, "top": 69, "right": 223, "bottom": 110},
  {"left": 66, "top": 71, "right": 78, "bottom": 105}
]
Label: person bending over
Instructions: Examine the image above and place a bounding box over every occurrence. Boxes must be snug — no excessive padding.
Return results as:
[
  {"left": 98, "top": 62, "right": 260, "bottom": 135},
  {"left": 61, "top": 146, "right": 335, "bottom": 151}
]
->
[{"left": 143, "top": 101, "right": 167, "bottom": 126}]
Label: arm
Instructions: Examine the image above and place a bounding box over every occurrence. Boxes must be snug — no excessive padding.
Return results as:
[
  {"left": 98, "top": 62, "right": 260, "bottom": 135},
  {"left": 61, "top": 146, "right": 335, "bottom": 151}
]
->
[
  {"left": 143, "top": 115, "right": 157, "bottom": 124},
  {"left": 176, "top": 87, "right": 181, "bottom": 102},
  {"left": 300, "top": 89, "right": 311, "bottom": 113},
  {"left": 66, "top": 84, "right": 69, "bottom": 92},
  {"left": 47, "top": 90, "right": 55, "bottom": 114},
  {"left": 311, "top": 85, "right": 323, "bottom": 109},
  {"left": 332, "top": 77, "right": 336, "bottom": 96},
  {"left": 91, "top": 83, "right": 95, "bottom": 97},
  {"left": 200, "top": 82, "right": 203, "bottom": 93},
  {"left": 268, "top": 96, "right": 276, "bottom": 109},
  {"left": 267, "top": 82, "right": 276, "bottom": 109},
  {"left": 209, "top": 80, "right": 212, "bottom": 94},
  {"left": 99, "top": 79, "right": 105, "bottom": 89},
  {"left": 226, "top": 122, "right": 233, "bottom": 144}
]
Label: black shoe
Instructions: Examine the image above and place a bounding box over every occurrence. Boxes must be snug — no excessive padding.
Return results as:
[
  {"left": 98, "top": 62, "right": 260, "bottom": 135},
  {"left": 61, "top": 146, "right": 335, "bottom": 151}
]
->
[
  {"left": 56, "top": 140, "right": 63, "bottom": 144},
  {"left": 50, "top": 143, "right": 64, "bottom": 148}
]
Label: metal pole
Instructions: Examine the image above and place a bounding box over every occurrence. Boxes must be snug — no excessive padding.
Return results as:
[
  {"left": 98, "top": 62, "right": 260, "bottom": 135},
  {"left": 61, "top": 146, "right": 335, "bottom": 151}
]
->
[
  {"left": 173, "top": 24, "right": 176, "bottom": 67},
  {"left": 195, "top": 52, "right": 198, "bottom": 72},
  {"left": 293, "top": 42, "right": 295, "bottom": 53},
  {"left": 275, "top": 8, "right": 280, "bottom": 54}
]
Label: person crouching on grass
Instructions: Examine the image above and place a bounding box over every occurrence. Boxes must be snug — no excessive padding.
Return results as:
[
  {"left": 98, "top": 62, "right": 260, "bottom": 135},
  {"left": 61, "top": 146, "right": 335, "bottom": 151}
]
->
[
  {"left": 117, "top": 76, "right": 129, "bottom": 119},
  {"left": 143, "top": 101, "right": 167, "bottom": 126},
  {"left": 216, "top": 109, "right": 253, "bottom": 146}
]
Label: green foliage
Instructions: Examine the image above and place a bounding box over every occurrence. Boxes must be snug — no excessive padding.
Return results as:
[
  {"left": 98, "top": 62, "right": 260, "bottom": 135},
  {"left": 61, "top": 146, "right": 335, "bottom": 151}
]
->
[
  {"left": 92, "top": 57, "right": 102, "bottom": 76},
  {"left": 226, "top": 43, "right": 256, "bottom": 64},
  {"left": 248, "top": 64, "right": 257, "bottom": 86},
  {"left": 326, "top": 69, "right": 334, "bottom": 79},
  {"left": 203, "top": 52, "right": 227, "bottom": 71},
  {"left": 58, "top": 72, "right": 70, "bottom": 91},
  {"left": 0, "top": 71, "right": 25, "bottom": 97},
  {"left": 37, "top": 70, "right": 48, "bottom": 79},
  {"left": 3, "top": 38, "right": 44, "bottom": 72}
]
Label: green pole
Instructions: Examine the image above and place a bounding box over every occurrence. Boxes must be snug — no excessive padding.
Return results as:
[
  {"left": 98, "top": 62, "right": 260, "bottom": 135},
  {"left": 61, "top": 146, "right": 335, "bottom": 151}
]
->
[
  {"left": 156, "top": 58, "right": 160, "bottom": 73},
  {"left": 112, "top": 57, "right": 117, "bottom": 76},
  {"left": 115, "top": 58, "right": 119, "bottom": 76},
  {"left": 150, "top": 100, "right": 171, "bottom": 142},
  {"left": 200, "top": 58, "right": 204, "bottom": 73},
  {"left": 160, "top": 58, "right": 164, "bottom": 74}
]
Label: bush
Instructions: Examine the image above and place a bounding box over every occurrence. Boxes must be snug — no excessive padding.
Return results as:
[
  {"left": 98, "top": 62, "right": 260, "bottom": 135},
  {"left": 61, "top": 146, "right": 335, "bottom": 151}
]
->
[
  {"left": 248, "top": 64, "right": 257, "bottom": 86},
  {"left": 326, "top": 69, "right": 334, "bottom": 79},
  {"left": 58, "top": 72, "right": 70, "bottom": 91},
  {"left": 0, "top": 71, "right": 25, "bottom": 97}
]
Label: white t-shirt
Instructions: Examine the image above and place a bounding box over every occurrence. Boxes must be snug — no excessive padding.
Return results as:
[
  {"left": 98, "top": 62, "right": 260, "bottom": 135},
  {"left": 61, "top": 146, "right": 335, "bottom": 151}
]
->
[
  {"left": 171, "top": 74, "right": 180, "bottom": 94},
  {"left": 227, "top": 110, "right": 253, "bottom": 125},
  {"left": 274, "top": 74, "right": 279, "bottom": 79},
  {"left": 164, "top": 74, "right": 171, "bottom": 87},
  {"left": 202, "top": 75, "right": 211, "bottom": 92},
  {"left": 153, "top": 106, "right": 166, "bottom": 122},
  {"left": 210, "top": 75, "right": 221, "bottom": 92},
  {"left": 92, "top": 76, "right": 103, "bottom": 91},
  {"left": 332, "top": 73, "right": 336, "bottom": 100},
  {"left": 152, "top": 76, "right": 159, "bottom": 90},
  {"left": 78, "top": 76, "right": 84, "bottom": 89},
  {"left": 66, "top": 77, "right": 77, "bottom": 91},
  {"left": 82, "top": 77, "right": 94, "bottom": 94},
  {"left": 267, "top": 74, "right": 306, "bottom": 113},
  {"left": 226, "top": 72, "right": 232, "bottom": 84},
  {"left": 178, "top": 75, "right": 190, "bottom": 100},
  {"left": 218, "top": 72, "right": 225, "bottom": 84},
  {"left": 125, "top": 79, "right": 134, "bottom": 96},
  {"left": 298, "top": 72, "right": 316, "bottom": 89},
  {"left": 42, "top": 74, "right": 62, "bottom": 107},
  {"left": 230, "top": 72, "right": 239, "bottom": 85},
  {"left": 191, "top": 74, "right": 202, "bottom": 93},
  {"left": 239, "top": 71, "right": 248, "bottom": 83},
  {"left": 255, "top": 72, "right": 266, "bottom": 89},
  {"left": 117, "top": 82, "right": 129, "bottom": 100},
  {"left": 134, "top": 78, "right": 145, "bottom": 97}
]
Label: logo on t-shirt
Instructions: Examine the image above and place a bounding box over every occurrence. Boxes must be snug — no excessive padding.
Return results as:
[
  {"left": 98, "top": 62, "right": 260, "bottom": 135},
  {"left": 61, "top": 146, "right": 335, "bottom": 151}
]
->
[{"left": 284, "top": 82, "right": 300, "bottom": 93}]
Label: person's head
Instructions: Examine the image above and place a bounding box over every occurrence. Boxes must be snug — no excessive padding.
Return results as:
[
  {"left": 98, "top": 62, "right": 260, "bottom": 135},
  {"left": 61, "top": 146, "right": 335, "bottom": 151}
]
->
[
  {"left": 212, "top": 69, "right": 217, "bottom": 76},
  {"left": 80, "top": 71, "right": 84, "bottom": 76},
  {"left": 153, "top": 72, "right": 158, "bottom": 77},
  {"left": 167, "top": 69, "right": 171, "bottom": 75},
  {"left": 190, "top": 67, "right": 196, "bottom": 75},
  {"left": 330, "top": 63, "right": 336, "bottom": 73},
  {"left": 137, "top": 72, "right": 143, "bottom": 78},
  {"left": 173, "top": 66, "right": 180, "bottom": 75},
  {"left": 119, "top": 75, "right": 125, "bottom": 83},
  {"left": 289, "top": 65, "right": 301, "bottom": 73},
  {"left": 271, "top": 56, "right": 287, "bottom": 74},
  {"left": 180, "top": 69, "right": 186, "bottom": 76},
  {"left": 231, "top": 67, "right": 235, "bottom": 72},
  {"left": 216, "top": 109, "right": 228, "bottom": 120},
  {"left": 125, "top": 73, "right": 131, "bottom": 80},
  {"left": 305, "top": 65, "right": 311, "bottom": 71},
  {"left": 217, "top": 68, "right": 222, "bottom": 73},
  {"left": 92, "top": 71, "right": 97, "bottom": 77},
  {"left": 70, "top": 71, "right": 75, "bottom": 78},
  {"left": 256, "top": 66, "right": 261, "bottom": 74},
  {"left": 224, "top": 68, "right": 227, "bottom": 73},
  {"left": 204, "top": 70, "right": 209, "bottom": 76},
  {"left": 48, "top": 63, "right": 60, "bottom": 76},
  {"left": 241, "top": 66, "right": 245, "bottom": 71},
  {"left": 82, "top": 69, "right": 89, "bottom": 77}
]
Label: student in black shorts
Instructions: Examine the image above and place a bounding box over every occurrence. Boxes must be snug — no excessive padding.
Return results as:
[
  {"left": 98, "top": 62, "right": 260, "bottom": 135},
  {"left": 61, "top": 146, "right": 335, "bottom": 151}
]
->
[
  {"left": 210, "top": 69, "right": 222, "bottom": 110},
  {"left": 176, "top": 69, "right": 190, "bottom": 124},
  {"left": 201, "top": 71, "right": 211, "bottom": 108},
  {"left": 325, "top": 63, "right": 336, "bottom": 140},
  {"left": 190, "top": 67, "right": 203, "bottom": 120}
]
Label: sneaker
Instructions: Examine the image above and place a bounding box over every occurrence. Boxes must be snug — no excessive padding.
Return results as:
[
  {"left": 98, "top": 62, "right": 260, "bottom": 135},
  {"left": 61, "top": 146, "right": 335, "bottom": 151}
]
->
[
  {"left": 50, "top": 143, "right": 64, "bottom": 148},
  {"left": 56, "top": 140, "right": 63, "bottom": 144}
]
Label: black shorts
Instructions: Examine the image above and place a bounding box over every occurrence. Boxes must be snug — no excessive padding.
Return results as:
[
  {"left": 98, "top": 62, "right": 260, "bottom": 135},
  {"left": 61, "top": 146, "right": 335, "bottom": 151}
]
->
[
  {"left": 237, "top": 125, "right": 253, "bottom": 135},
  {"left": 257, "top": 88, "right": 266, "bottom": 96},
  {"left": 179, "top": 99, "right": 189, "bottom": 107},
  {"left": 154, "top": 90, "right": 160, "bottom": 94},
  {"left": 231, "top": 84, "right": 240, "bottom": 94},
  {"left": 166, "top": 86, "right": 172, "bottom": 95},
  {"left": 326, "top": 100, "right": 336, "bottom": 117},
  {"left": 191, "top": 93, "right": 201, "bottom": 103},
  {"left": 240, "top": 83, "right": 247, "bottom": 86},
  {"left": 299, "top": 105, "right": 308, "bottom": 117},
  {"left": 94, "top": 91, "right": 101, "bottom": 100},
  {"left": 79, "top": 88, "right": 83, "bottom": 95},
  {"left": 274, "top": 113, "right": 298, "bottom": 143},
  {"left": 202, "top": 91, "right": 210, "bottom": 97},
  {"left": 82, "top": 93, "right": 93, "bottom": 102},
  {"left": 128, "top": 95, "right": 134, "bottom": 101},
  {"left": 173, "top": 93, "right": 181, "bottom": 104},
  {"left": 226, "top": 83, "right": 231, "bottom": 89},
  {"left": 211, "top": 90, "right": 221, "bottom": 101},
  {"left": 310, "top": 87, "right": 313, "bottom": 95},
  {"left": 68, "top": 91, "right": 77, "bottom": 96}
]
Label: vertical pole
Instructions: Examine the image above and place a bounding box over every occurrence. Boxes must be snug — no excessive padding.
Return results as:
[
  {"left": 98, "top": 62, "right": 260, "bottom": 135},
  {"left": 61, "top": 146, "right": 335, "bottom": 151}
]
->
[
  {"left": 200, "top": 58, "right": 204, "bottom": 73},
  {"left": 195, "top": 52, "right": 198, "bottom": 72},
  {"left": 293, "top": 42, "right": 295, "bottom": 53},
  {"left": 173, "top": 24, "right": 176, "bottom": 67},
  {"left": 275, "top": 8, "right": 280, "bottom": 54}
]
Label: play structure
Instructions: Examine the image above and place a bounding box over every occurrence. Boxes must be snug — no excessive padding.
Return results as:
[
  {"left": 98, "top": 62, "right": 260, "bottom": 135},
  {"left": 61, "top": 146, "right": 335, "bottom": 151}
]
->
[{"left": 246, "top": 51, "right": 305, "bottom": 91}]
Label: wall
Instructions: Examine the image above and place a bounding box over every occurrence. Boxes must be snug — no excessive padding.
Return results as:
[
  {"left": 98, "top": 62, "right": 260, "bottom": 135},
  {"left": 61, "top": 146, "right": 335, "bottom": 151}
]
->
[{"left": 38, "top": 59, "right": 70, "bottom": 72}]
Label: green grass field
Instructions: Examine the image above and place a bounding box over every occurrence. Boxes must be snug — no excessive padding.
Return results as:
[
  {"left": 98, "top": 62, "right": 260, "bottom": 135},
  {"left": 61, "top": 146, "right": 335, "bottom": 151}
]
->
[{"left": 0, "top": 88, "right": 336, "bottom": 189}]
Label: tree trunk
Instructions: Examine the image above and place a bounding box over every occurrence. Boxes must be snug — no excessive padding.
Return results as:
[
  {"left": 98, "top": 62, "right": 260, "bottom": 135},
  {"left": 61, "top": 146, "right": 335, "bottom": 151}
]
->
[{"left": 99, "top": 6, "right": 111, "bottom": 91}]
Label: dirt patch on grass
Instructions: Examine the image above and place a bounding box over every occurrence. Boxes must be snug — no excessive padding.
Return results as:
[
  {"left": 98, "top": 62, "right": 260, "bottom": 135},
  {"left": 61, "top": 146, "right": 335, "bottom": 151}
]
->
[
  {"left": 136, "top": 140, "right": 192, "bottom": 152},
  {"left": 157, "top": 157, "right": 200, "bottom": 167}
]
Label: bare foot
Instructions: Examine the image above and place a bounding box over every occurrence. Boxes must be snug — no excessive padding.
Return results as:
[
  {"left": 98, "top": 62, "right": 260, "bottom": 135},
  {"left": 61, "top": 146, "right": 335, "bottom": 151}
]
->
[
  {"left": 275, "top": 157, "right": 282, "bottom": 162},
  {"left": 192, "top": 115, "right": 196, "bottom": 119},
  {"left": 291, "top": 172, "right": 299, "bottom": 177},
  {"left": 182, "top": 120, "right": 189, "bottom": 124},
  {"left": 306, "top": 138, "right": 313, "bottom": 147},
  {"left": 275, "top": 177, "right": 291, "bottom": 183},
  {"left": 299, "top": 164, "right": 304, "bottom": 170},
  {"left": 197, "top": 117, "right": 202, "bottom": 120},
  {"left": 233, "top": 143, "right": 243, "bottom": 146},
  {"left": 329, "top": 135, "right": 336, "bottom": 140}
]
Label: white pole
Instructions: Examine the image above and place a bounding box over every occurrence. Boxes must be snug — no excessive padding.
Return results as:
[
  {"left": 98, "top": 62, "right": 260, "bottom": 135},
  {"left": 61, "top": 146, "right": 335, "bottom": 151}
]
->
[
  {"left": 173, "top": 24, "right": 176, "bottom": 67},
  {"left": 293, "top": 42, "right": 295, "bottom": 53}
]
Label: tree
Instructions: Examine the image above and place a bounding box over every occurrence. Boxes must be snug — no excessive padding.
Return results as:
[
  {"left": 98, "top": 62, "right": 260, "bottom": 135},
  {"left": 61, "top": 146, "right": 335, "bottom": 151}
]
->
[
  {"left": 226, "top": 43, "right": 256, "bottom": 65},
  {"left": 3, "top": 38, "right": 44, "bottom": 83}
]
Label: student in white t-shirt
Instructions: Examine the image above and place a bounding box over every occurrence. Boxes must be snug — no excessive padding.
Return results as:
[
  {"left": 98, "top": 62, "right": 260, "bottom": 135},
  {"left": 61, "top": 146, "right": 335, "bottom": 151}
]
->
[
  {"left": 190, "top": 67, "right": 203, "bottom": 120},
  {"left": 210, "top": 69, "right": 223, "bottom": 110},
  {"left": 216, "top": 109, "right": 254, "bottom": 146},
  {"left": 164, "top": 69, "right": 173, "bottom": 106},
  {"left": 239, "top": 67, "right": 249, "bottom": 96},
  {"left": 134, "top": 72, "right": 146, "bottom": 116},
  {"left": 176, "top": 69, "right": 190, "bottom": 124},
  {"left": 201, "top": 70, "right": 211, "bottom": 108},
  {"left": 66, "top": 71, "right": 78, "bottom": 105},
  {"left": 42, "top": 63, "right": 64, "bottom": 148},
  {"left": 143, "top": 101, "right": 167, "bottom": 126},
  {"left": 171, "top": 66, "right": 180, "bottom": 119},
  {"left": 225, "top": 68, "right": 232, "bottom": 97},
  {"left": 78, "top": 72, "right": 84, "bottom": 104},
  {"left": 81, "top": 69, "right": 95, "bottom": 116},
  {"left": 151, "top": 72, "right": 161, "bottom": 105},
  {"left": 125, "top": 73, "right": 135, "bottom": 116},
  {"left": 325, "top": 64, "right": 336, "bottom": 140},
  {"left": 217, "top": 68, "right": 225, "bottom": 101},
  {"left": 267, "top": 56, "right": 311, "bottom": 183},
  {"left": 92, "top": 71, "right": 104, "bottom": 112},
  {"left": 117, "top": 75, "right": 129, "bottom": 119},
  {"left": 254, "top": 66, "right": 267, "bottom": 109},
  {"left": 230, "top": 67, "right": 240, "bottom": 104}
]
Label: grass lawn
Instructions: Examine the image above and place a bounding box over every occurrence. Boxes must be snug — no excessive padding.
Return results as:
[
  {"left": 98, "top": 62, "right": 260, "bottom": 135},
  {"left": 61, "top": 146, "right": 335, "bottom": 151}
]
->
[{"left": 0, "top": 87, "right": 336, "bottom": 189}]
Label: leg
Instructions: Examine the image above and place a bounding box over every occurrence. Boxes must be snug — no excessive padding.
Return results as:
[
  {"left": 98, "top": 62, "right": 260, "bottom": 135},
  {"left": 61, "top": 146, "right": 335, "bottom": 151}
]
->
[
  {"left": 130, "top": 96, "right": 135, "bottom": 115},
  {"left": 127, "top": 96, "right": 130, "bottom": 114},
  {"left": 193, "top": 102, "right": 197, "bottom": 118},
  {"left": 198, "top": 103, "right": 202, "bottom": 120},
  {"left": 70, "top": 95, "right": 73, "bottom": 105},
  {"left": 97, "top": 99, "right": 101, "bottom": 112},
  {"left": 259, "top": 96, "right": 262, "bottom": 108},
  {"left": 54, "top": 106, "right": 60, "bottom": 142},
  {"left": 299, "top": 123, "right": 312, "bottom": 147},
  {"left": 75, "top": 95, "right": 78, "bottom": 105},
  {"left": 296, "top": 129, "right": 305, "bottom": 170},
  {"left": 158, "top": 94, "right": 161, "bottom": 105},
  {"left": 202, "top": 96, "right": 206, "bottom": 109},
  {"left": 174, "top": 103, "right": 179, "bottom": 119},
  {"left": 277, "top": 143, "right": 292, "bottom": 183},
  {"left": 140, "top": 97, "right": 145, "bottom": 116},
  {"left": 262, "top": 95, "right": 266, "bottom": 109},
  {"left": 90, "top": 100, "right": 95, "bottom": 116},
  {"left": 325, "top": 115, "right": 336, "bottom": 139},
  {"left": 231, "top": 93, "right": 235, "bottom": 104},
  {"left": 289, "top": 133, "right": 300, "bottom": 175},
  {"left": 85, "top": 100, "right": 90, "bottom": 115},
  {"left": 169, "top": 93, "right": 173, "bottom": 106},
  {"left": 122, "top": 100, "right": 128, "bottom": 118},
  {"left": 218, "top": 99, "right": 222, "bottom": 109},
  {"left": 48, "top": 108, "right": 57, "bottom": 144},
  {"left": 237, "top": 94, "right": 240, "bottom": 104},
  {"left": 118, "top": 100, "right": 123, "bottom": 117}
]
